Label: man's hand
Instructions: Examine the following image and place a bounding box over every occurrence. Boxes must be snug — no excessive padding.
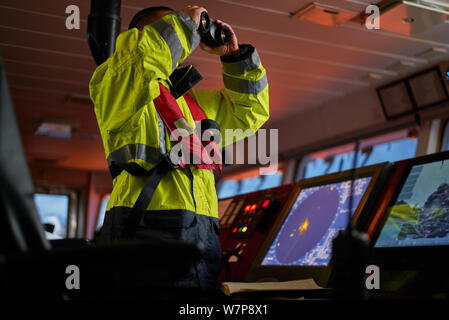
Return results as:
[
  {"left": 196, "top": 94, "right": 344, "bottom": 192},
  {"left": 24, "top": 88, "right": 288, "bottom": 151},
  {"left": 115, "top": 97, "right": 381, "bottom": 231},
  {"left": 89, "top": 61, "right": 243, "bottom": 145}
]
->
[
  {"left": 199, "top": 19, "right": 240, "bottom": 56},
  {"left": 181, "top": 5, "right": 207, "bottom": 28},
  {"left": 181, "top": 6, "right": 240, "bottom": 56}
]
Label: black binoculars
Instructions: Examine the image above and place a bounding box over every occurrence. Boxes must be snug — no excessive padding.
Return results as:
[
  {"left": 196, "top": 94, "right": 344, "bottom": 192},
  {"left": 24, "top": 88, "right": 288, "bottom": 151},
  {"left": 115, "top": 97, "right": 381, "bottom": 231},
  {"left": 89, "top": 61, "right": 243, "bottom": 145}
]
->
[{"left": 198, "top": 11, "right": 230, "bottom": 47}]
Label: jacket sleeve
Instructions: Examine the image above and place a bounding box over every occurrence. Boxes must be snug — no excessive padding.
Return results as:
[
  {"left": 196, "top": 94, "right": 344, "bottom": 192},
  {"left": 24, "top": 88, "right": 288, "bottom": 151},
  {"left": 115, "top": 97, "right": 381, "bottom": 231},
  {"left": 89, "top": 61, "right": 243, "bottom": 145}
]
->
[
  {"left": 89, "top": 11, "right": 200, "bottom": 134},
  {"left": 188, "top": 45, "right": 269, "bottom": 147},
  {"left": 137, "top": 11, "right": 200, "bottom": 81}
]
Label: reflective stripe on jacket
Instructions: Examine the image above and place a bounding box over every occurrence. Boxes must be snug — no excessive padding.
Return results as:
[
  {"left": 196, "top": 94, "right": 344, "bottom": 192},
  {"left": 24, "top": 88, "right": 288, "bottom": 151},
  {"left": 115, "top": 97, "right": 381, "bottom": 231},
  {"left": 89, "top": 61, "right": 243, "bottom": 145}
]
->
[{"left": 89, "top": 11, "right": 269, "bottom": 218}]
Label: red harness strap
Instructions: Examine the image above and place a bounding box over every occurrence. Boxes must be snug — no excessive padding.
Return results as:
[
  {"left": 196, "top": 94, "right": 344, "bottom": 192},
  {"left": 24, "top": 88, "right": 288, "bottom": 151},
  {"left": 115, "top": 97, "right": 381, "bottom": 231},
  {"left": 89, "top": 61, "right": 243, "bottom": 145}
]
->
[
  {"left": 153, "top": 83, "right": 222, "bottom": 172},
  {"left": 183, "top": 92, "right": 206, "bottom": 122},
  {"left": 185, "top": 92, "right": 223, "bottom": 172}
]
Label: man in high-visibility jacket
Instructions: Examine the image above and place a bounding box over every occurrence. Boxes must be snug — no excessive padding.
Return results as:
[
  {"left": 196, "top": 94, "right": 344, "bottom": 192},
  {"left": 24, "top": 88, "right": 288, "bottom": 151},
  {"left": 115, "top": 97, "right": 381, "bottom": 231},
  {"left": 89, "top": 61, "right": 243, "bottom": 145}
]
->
[{"left": 89, "top": 5, "right": 269, "bottom": 289}]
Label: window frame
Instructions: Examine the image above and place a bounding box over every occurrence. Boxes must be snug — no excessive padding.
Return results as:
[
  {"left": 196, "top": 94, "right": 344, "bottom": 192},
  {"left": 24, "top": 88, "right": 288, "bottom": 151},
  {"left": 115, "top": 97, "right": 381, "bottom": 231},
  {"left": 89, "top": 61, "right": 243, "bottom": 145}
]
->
[{"left": 440, "top": 118, "right": 449, "bottom": 152}]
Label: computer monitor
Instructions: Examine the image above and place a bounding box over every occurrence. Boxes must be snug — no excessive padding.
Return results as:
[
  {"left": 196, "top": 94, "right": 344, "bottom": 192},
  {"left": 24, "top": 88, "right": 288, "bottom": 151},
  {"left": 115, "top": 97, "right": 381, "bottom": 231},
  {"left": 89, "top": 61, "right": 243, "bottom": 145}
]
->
[
  {"left": 370, "top": 151, "right": 449, "bottom": 268},
  {"left": 245, "top": 163, "right": 391, "bottom": 286}
]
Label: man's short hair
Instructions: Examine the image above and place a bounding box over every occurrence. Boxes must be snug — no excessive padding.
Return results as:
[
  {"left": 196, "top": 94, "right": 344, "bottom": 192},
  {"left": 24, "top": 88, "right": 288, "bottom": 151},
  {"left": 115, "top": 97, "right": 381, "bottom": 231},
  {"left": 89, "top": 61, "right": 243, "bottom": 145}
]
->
[{"left": 128, "top": 6, "right": 174, "bottom": 30}]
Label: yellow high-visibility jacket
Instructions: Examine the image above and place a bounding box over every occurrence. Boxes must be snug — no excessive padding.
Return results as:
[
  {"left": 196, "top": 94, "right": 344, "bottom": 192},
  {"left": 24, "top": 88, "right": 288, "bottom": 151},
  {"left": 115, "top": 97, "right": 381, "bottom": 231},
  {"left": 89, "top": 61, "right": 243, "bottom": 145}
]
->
[{"left": 89, "top": 11, "right": 269, "bottom": 219}]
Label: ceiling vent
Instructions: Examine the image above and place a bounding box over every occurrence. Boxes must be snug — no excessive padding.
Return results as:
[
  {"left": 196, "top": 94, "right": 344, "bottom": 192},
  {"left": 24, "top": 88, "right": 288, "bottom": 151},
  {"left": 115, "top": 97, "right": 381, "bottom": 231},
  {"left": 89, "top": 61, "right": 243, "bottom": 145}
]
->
[
  {"left": 378, "top": 0, "right": 449, "bottom": 35},
  {"left": 292, "top": 2, "right": 359, "bottom": 27}
]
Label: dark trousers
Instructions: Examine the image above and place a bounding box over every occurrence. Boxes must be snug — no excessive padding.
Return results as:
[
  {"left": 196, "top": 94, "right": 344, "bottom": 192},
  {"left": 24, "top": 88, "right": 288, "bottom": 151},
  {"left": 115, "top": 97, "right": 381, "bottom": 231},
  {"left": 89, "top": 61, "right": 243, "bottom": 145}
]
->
[{"left": 100, "top": 208, "right": 222, "bottom": 290}]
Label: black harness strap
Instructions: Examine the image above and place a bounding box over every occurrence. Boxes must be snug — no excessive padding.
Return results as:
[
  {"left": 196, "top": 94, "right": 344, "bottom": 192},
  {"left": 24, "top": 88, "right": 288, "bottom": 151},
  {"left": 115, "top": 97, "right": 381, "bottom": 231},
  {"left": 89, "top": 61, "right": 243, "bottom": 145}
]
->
[
  {"left": 107, "top": 121, "right": 221, "bottom": 240},
  {"left": 109, "top": 161, "right": 155, "bottom": 180},
  {"left": 109, "top": 155, "right": 178, "bottom": 239}
]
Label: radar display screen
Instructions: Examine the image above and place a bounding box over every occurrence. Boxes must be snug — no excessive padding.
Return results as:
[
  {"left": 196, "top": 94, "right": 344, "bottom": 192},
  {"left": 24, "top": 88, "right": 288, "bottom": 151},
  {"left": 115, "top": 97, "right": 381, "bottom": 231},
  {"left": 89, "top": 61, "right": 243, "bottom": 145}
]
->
[
  {"left": 375, "top": 160, "right": 449, "bottom": 248},
  {"left": 261, "top": 177, "right": 372, "bottom": 266}
]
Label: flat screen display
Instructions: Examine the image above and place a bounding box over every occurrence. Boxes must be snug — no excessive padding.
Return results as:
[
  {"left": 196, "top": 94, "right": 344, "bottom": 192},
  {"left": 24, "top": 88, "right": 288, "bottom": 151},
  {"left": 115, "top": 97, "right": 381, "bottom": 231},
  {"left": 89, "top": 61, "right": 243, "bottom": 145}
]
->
[
  {"left": 408, "top": 69, "right": 448, "bottom": 109},
  {"left": 379, "top": 81, "right": 415, "bottom": 119},
  {"left": 375, "top": 160, "right": 449, "bottom": 248},
  {"left": 261, "top": 177, "right": 372, "bottom": 266}
]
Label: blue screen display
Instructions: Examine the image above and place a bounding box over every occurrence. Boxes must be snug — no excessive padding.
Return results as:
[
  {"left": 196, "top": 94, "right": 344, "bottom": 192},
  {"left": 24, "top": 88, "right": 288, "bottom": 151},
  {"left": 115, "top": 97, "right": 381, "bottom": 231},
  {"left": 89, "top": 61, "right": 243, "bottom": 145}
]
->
[{"left": 262, "top": 177, "right": 372, "bottom": 266}]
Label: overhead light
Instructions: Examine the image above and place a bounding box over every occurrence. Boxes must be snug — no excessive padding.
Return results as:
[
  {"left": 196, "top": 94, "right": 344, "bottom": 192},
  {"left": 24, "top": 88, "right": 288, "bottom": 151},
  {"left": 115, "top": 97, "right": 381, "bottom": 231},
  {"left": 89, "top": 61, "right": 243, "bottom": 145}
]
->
[
  {"left": 402, "top": 17, "right": 415, "bottom": 24},
  {"left": 415, "top": 47, "right": 447, "bottom": 59},
  {"left": 35, "top": 120, "right": 73, "bottom": 139},
  {"left": 362, "top": 73, "right": 384, "bottom": 82},
  {"left": 386, "top": 61, "right": 416, "bottom": 73},
  {"left": 378, "top": 0, "right": 448, "bottom": 35},
  {"left": 291, "top": 2, "right": 359, "bottom": 27}
]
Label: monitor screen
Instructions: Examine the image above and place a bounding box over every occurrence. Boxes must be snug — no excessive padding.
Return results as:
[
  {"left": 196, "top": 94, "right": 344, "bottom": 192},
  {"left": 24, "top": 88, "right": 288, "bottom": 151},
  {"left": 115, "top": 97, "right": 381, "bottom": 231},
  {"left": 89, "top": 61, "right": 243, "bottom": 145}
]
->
[
  {"left": 408, "top": 68, "right": 448, "bottom": 109},
  {"left": 378, "top": 81, "right": 415, "bottom": 119},
  {"left": 375, "top": 160, "right": 449, "bottom": 248},
  {"left": 261, "top": 176, "right": 372, "bottom": 266}
]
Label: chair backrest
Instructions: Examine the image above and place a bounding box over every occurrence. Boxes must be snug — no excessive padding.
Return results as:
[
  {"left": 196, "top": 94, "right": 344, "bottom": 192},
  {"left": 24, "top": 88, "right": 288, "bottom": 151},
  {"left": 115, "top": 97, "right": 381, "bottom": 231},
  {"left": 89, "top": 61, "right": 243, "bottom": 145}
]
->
[{"left": 0, "top": 54, "right": 50, "bottom": 253}]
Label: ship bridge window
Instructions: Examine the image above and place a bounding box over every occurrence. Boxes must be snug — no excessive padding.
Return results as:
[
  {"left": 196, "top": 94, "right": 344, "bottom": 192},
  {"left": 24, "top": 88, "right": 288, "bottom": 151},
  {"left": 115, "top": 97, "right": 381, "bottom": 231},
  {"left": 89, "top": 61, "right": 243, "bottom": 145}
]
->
[
  {"left": 34, "top": 193, "right": 69, "bottom": 239},
  {"left": 217, "top": 169, "right": 283, "bottom": 199},
  {"left": 96, "top": 194, "right": 110, "bottom": 230},
  {"left": 297, "top": 129, "right": 418, "bottom": 180}
]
